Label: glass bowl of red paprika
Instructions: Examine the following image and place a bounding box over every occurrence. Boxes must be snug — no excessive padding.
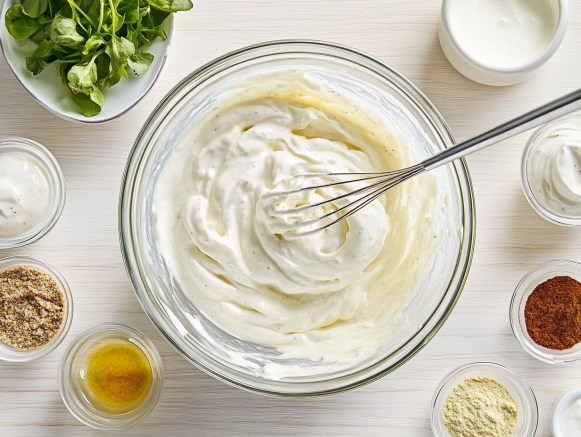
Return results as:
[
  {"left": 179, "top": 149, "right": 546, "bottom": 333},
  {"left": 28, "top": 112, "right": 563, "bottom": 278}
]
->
[{"left": 510, "top": 260, "right": 581, "bottom": 364}]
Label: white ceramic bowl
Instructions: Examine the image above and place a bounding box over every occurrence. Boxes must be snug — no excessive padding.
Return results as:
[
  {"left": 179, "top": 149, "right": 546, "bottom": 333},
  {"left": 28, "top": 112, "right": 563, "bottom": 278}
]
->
[
  {"left": 0, "top": 0, "right": 173, "bottom": 123},
  {"left": 438, "top": 0, "right": 568, "bottom": 86},
  {"left": 553, "top": 387, "right": 581, "bottom": 437}
]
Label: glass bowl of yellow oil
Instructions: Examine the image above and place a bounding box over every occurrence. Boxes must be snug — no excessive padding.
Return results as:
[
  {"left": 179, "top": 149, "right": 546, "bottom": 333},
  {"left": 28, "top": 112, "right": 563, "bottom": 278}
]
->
[{"left": 58, "top": 324, "right": 164, "bottom": 430}]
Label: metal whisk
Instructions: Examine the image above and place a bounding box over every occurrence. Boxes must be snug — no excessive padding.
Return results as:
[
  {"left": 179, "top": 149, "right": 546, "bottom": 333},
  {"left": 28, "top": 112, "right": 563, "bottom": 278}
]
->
[{"left": 265, "top": 88, "right": 581, "bottom": 237}]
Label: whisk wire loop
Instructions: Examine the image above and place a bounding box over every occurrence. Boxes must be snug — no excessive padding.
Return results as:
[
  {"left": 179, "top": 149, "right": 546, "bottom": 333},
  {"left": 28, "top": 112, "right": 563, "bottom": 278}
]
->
[
  {"left": 272, "top": 164, "right": 425, "bottom": 237},
  {"left": 265, "top": 169, "right": 414, "bottom": 200}
]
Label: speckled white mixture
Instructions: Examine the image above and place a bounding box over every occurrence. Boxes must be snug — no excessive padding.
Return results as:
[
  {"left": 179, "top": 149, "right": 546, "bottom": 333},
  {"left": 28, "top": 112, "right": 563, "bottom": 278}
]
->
[
  {"left": 153, "top": 67, "right": 452, "bottom": 378},
  {"left": 0, "top": 153, "right": 50, "bottom": 238}
]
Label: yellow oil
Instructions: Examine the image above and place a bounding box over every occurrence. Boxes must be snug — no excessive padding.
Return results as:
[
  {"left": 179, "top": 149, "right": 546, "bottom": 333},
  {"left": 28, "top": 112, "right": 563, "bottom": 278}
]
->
[{"left": 85, "top": 341, "right": 152, "bottom": 410}]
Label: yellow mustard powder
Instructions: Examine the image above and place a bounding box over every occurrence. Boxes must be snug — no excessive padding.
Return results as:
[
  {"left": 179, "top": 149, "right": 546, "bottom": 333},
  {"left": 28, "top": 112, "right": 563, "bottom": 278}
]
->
[{"left": 442, "top": 376, "right": 518, "bottom": 437}]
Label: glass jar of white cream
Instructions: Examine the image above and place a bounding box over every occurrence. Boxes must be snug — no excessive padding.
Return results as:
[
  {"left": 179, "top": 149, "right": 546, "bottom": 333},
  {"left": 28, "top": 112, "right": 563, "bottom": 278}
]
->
[
  {"left": 0, "top": 137, "right": 66, "bottom": 248},
  {"left": 521, "top": 111, "right": 581, "bottom": 226}
]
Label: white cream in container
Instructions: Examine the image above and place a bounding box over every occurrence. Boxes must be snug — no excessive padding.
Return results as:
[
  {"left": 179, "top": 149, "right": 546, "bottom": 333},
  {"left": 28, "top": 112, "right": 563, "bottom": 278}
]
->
[
  {"left": 439, "top": 0, "right": 568, "bottom": 86},
  {"left": 0, "top": 153, "right": 51, "bottom": 238},
  {"left": 0, "top": 137, "right": 66, "bottom": 248},
  {"left": 522, "top": 111, "right": 581, "bottom": 225},
  {"left": 563, "top": 400, "right": 581, "bottom": 436},
  {"left": 553, "top": 388, "right": 581, "bottom": 437}
]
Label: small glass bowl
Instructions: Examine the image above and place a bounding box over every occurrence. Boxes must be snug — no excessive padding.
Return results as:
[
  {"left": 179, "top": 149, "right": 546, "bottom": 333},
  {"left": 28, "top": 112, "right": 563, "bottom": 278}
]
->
[
  {"left": 0, "top": 256, "right": 73, "bottom": 362},
  {"left": 0, "top": 137, "right": 66, "bottom": 249},
  {"left": 431, "top": 362, "right": 538, "bottom": 437},
  {"left": 510, "top": 260, "right": 581, "bottom": 364},
  {"left": 58, "top": 324, "right": 164, "bottom": 430},
  {"left": 521, "top": 114, "right": 581, "bottom": 226}
]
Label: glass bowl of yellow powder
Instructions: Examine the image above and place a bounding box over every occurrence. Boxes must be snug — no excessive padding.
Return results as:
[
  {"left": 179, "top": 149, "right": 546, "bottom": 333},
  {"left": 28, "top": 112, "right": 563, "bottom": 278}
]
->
[{"left": 431, "top": 362, "right": 538, "bottom": 437}]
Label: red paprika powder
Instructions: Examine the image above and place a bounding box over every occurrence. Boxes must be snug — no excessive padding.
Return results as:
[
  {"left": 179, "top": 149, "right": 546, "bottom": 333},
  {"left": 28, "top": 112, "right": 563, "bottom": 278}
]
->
[{"left": 524, "top": 275, "right": 581, "bottom": 350}]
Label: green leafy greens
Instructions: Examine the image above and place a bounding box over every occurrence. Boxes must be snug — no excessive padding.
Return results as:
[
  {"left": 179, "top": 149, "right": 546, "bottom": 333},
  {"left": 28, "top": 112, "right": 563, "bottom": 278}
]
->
[{"left": 5, "top": 0, "right": 192, "bottom": 116}]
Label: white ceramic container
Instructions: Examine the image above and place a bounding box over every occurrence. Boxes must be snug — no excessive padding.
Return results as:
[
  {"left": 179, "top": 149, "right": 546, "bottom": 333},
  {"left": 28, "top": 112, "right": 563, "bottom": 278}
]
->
[
  {"left": 553, "top": 387, "right": 581, "bottom": 437},
  {"left": 438, "top": 0, "right": 569, "bottom": 86}
]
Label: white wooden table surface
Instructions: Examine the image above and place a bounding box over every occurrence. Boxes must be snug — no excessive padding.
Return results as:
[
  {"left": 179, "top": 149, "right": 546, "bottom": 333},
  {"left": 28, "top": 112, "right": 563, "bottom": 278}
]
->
[{"left": 1, "top": 1, "right": 581, "bottom": 435}]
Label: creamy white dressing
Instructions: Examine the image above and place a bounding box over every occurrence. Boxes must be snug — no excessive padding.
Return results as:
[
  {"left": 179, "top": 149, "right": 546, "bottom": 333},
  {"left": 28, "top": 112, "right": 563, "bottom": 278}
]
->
[
  {"left": 528, "top": 113, "right": 581, "bottom": 217},
  {"left": 0, "top": 153, "right": 50, "bottom": 238},
  {"left": 153, "top": 67, "right": 452, "bottom": 378},
  {"left": 449, "top": 0, "right": 559, "bottom": 68},
  {"left": 563, "top": 398, "right": 581, "bottom": 436}
]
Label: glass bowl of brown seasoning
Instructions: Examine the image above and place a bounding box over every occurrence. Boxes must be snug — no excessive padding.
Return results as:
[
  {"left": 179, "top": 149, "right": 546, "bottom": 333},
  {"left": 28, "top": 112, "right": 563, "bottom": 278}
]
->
[
  {"left": 510, "top": 260, "right": 581, "bottom": 364},
  {"left": 0, "top": 256, "right": 73, "bottom": 362}
]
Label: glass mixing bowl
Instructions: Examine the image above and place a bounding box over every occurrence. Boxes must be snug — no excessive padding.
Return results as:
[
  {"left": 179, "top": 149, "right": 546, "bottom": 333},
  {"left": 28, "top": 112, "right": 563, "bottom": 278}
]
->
[{"left": 119, "top": 40, "right": 476, "bottom": 396}]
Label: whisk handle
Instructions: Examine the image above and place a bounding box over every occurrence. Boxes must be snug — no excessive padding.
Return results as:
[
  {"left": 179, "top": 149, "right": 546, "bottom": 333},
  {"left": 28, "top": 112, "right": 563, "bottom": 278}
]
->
[{"left": 422, "top": 88, "right": 581, "bottom": 172}]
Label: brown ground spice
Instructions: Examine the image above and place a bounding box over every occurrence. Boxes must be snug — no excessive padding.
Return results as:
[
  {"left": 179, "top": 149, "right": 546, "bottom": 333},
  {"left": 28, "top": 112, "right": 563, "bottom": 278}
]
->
[
  {"left": 0, "top": 266, "right": 65, "bottom": 349},
  {"left": 524, "top": 275, "right": 581, "bottom": 350}
]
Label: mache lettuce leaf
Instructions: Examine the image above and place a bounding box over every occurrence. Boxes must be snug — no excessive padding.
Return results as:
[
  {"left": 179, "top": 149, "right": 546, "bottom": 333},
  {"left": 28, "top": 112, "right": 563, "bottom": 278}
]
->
[{"left": 5, "top": 4, "right": 45, "bottom": 39}]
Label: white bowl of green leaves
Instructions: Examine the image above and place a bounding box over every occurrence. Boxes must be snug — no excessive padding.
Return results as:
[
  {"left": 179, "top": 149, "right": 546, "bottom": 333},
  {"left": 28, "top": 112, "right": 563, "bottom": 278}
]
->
[{"left": 0, "top": 0, "right": 191, "bottom": 122}]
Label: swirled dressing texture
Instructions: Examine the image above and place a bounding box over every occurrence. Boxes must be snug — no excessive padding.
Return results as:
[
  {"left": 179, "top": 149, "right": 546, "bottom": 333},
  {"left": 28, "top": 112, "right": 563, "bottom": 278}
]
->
[
  {"left": 153, "top": 68, "right": 450, "bottom": 378},
  {"left": 528, "top": 113, "right": 581, "bottom": 217},
  {"left": 0, "top": 153, "right": 50, "bottom": 238}
]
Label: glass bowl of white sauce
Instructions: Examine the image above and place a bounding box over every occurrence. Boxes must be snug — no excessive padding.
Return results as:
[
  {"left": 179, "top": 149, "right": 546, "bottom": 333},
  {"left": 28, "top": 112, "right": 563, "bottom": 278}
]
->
[
  {"left": 521, "top": 111, "right": 581, "bottom": 226},
  {"left": 119, "top": 40, "right": 476, "bottom": 396},
  {"left": 0, "top": 137, "right": 66, "bottom": 249}
]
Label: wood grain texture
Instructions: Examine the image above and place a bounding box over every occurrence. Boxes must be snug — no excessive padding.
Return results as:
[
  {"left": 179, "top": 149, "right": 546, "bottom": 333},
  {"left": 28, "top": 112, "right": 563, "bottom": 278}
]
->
[{"left": 1, "top": 0, "right": 580, "bottom": 435}]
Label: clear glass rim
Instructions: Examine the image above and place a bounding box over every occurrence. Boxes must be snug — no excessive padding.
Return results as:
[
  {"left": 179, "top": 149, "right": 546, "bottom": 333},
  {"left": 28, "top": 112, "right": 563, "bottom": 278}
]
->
[
  {"left": 520, "top": 113, "right": 581, "bottom": 227},
  {"left": 509, "top": 259, "right": 581, "bottom": 364},
  {"left": 58, "top": 323, "right": 164, "bottom": 430},
  {"left": 0, "top": 136, "right": 66, "bottom": 248},
  {"left": 119, "top": 39, "right": 476, "bottom": 396},
  {"left": 0, "top": 255, "right": 73, "bottom": 362},
  {"left": 430, "top": 361, "right": 538, "bottom": 437}
]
